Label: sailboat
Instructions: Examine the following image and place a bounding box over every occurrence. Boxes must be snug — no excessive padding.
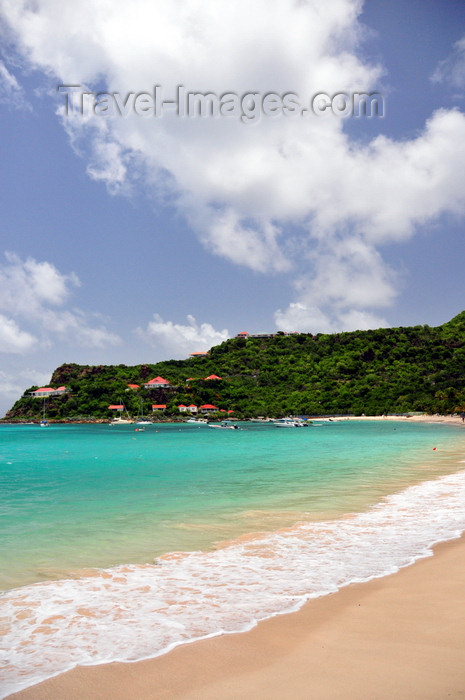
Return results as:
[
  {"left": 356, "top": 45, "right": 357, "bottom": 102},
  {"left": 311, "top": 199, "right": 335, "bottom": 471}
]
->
[
  {"left": 135, "top": 398, "right": 152, "bottom": 425},
  {"left": 109, "top": 400, "right": 134, "bottom": 425},
  {"left": 40, "top": 398, "right": 49, "bottom": 427}
]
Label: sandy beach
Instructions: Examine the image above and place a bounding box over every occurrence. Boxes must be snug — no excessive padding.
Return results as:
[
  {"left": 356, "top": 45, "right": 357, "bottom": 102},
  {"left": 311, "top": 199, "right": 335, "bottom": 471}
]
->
[
  {"left": 6, "top": 414, "right": 465, "bottom": 700},
  {"left": 6, "top": 534, "right": 465, "bottom": 700}
]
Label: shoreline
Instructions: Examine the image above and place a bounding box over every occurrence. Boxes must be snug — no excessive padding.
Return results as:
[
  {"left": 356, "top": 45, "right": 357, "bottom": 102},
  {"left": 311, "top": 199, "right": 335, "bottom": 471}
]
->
[
  {"left": 7, "top": 533, "right": 465, "bottom": 700},
  {"left": 2, "top": 412, "right": 465, "bottom": 426},
  {"left": 4, "top": 416, "right": 465, "bottom": 699}
]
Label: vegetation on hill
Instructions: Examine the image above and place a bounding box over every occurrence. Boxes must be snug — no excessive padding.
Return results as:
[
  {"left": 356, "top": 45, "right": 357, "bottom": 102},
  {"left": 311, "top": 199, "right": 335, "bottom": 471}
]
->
[{"left": 5, "top": 312, "right": 465, "bottom": 421}]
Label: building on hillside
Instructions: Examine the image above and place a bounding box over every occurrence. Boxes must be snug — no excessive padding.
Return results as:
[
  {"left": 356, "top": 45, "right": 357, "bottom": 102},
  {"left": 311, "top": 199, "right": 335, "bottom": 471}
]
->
[
  {"left": 152, "top": 404, "right": 166, "bottom": 412},
  {"left": 30, "top": 386, "right": 67, "bottom": 398},
  {"left": 199, "top": 403, "right": 218, "bottom": 413},
  {"left": 187, "top": 404, "right": 198, "bottom": 413},
  {"left": 204, "top": 374, "right": 222, "bottom": 381},
  {"left": 144, "top": 377, "right": 171, "bottom": 389},
  {"left": 236, "top": 331, "right": 249, "bottom": 338},
  {"left": 127, "top": 384, "right": 140, "bottom": 390},
  {"left": 178, "top": 404, "right": 188, "bottom": 413},
  {"left": 108, "top": 404, "right": 124, "bottom": 411},
  {"left": 189, "top": 351, "right": 209, "bottom": 357}
]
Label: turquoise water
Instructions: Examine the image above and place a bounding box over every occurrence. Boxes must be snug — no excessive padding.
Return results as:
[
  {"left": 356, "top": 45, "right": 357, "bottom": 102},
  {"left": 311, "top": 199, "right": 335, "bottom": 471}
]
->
[
  {"left": 1, "top": 420, "right": 464, "bottom": 591},
  {"left": 2, "top": 419, "right": 465, "bottom": 697}
]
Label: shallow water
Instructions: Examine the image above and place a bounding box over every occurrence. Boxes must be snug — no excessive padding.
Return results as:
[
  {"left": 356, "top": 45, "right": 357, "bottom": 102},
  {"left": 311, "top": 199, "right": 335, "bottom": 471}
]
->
[{"left": 1, "top": 420, "right": 464, "bottom": 697}]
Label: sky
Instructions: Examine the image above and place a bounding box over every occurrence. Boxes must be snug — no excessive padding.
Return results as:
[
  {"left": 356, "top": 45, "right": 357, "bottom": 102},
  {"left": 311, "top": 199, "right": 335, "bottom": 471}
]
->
[{"left": 1, "top": 0, "right": 465, "bottom": 417}]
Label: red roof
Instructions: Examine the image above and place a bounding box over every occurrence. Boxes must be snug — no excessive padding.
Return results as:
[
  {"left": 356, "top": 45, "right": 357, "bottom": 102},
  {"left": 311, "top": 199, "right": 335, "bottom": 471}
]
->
[
  {"left": 188, "top": 404, "right": 197, "bottom": 408},
  {"left": 152, "top": 404, "right": 166, "bottom": 409},
  {"left": 227, "top": 410, "right": 235, "bottom": 413},
  {"left": 186, "top": 377, "right": 196, "bottom": 381},
  {"left": 56, "top": 386, "right": 66, "bottom": 391},
  {"left": 178, "top": 404, "right": 187, "bottom": 408},
  {"left": 200, "top": 404, "right": 218, "bottom": 409},
  {"left": 108, "top": 404, "right": 124, "bottom": 409},
  {"left": 204, "top": 374, "right": 222, "bottom": 381},
  {"left": 189, "top": 351, "right": 208, "bottom": 356},
  {"left": 146, "top": 376, "right": 170, "bottom": 385},
  {"left": 127, "top": 384, "right": 140, "bottom": 389},
  {"left": 237, "top": 332, "right": 249, "bottom": 336},
  {"left": 34, "top": 387, "right": 54, "bottom": 393}
]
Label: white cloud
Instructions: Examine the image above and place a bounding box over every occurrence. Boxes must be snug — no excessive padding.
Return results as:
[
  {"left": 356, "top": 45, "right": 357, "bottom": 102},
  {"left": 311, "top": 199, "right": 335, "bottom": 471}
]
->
[
  {"left": 137, "top": 314, "right": 229, "bottom": 358},
  {"left": 0, "top": 252, "right": 120, "bottom": 351},
  {"left": 0, "top": 314, "right": 37, "bottom": 353},
  {"left": 431, "top": 35, "right": 465, "bottom": 91},
  {"left": 0, "top": 60, "right": 30, "bottom": 109},
  {"left": 2, "top": 2, "right": 465, "bottom": 328}
]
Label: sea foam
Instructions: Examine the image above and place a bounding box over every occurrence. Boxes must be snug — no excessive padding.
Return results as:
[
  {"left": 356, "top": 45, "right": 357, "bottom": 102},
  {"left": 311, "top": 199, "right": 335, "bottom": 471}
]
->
[{"left": 1, "top": 469, "right": 465, "bottom": 698}]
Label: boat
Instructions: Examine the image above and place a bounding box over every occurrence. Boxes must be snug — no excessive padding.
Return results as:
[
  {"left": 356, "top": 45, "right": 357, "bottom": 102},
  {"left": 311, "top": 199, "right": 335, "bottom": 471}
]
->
[
  {"left": 109, "top": 401, "right": 134, "bottom": 425},
  {"left": 135, "top": 399, "right": 152, "bottom": 425},
  {"left": 40, "top": 399, "right": 49, "bottom": 427},
  {"left": 208, "top": 421, "right": 241, "bottom": 430},
  {"left": 186, "top": 417, "right": 208, "bottom": 424},
  {"left": 274, "top": 417, "right": 309, "bottom": 427}
]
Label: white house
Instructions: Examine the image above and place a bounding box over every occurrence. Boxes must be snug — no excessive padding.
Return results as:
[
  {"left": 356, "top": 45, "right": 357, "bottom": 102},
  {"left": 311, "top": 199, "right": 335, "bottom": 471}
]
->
[{"left": 144, "top": 376, "right": 171, "bottom": 389}]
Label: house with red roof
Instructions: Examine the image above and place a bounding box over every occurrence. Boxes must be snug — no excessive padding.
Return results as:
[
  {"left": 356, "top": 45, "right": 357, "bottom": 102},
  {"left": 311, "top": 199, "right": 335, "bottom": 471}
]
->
[
  {"left": 189, "top": 351, "right": 209, "bottom": 357},
  {"left": 236, "top": 331, "right": 249, "bottom": 338},
  {"left": 152, "top": 404, "right": 166, "bottom": 412},
  {"left": 144, "top": 376, "right": 171, "bottom": 389},
  {"left": 204, "top": 374, "right": 222, "bottom": 381},
  {"left": 187, "top": 404, "right": 198, "bottom": 414},
  {"left": 178, "top": 404, "right": 188, "bottom": 413},
  {"left": 108, "top": 404, "right": 124, "bottom": 411},
  {"left": 199, "top": 403, "right": 218, "bottom": 413},
  {"left": 30, "top": 386, "right": 67, "bottom": 398},
  {"left": 127, "top": 384, "right": 140, "bottom": 390}
]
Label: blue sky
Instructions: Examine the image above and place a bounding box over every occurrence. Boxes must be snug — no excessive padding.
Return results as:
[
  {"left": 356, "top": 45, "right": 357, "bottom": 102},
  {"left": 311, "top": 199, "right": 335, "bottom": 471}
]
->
[{"left": 1, "top": 0, "right": 465, "bottom": 416}]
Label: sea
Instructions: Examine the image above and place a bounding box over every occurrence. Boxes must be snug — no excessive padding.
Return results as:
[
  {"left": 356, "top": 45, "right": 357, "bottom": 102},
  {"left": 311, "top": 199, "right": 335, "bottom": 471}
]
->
[{"left": 1, "top": 419, "right": 465, "bottom": 697}]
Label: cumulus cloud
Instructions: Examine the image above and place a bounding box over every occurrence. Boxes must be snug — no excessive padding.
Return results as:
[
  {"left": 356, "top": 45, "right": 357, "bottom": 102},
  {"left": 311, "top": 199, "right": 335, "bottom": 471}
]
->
[
  {"left": 137, "top": 314, "right": 229, "bottom": 358},
  {"left": 2, "top": 1, "right": 465, "bottom": 331},
  {"left": 0, "top": 252, "right": 120, "bottom": 351},
  {"left": 0, "top": 314, "right": 37, "bottom": 353}
]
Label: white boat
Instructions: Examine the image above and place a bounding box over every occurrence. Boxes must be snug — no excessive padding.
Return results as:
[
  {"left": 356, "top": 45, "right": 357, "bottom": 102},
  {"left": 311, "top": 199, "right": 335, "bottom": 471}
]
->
[
  {"left": 109, "top": 417, "right": 134, "bottom": 425},
  {"left": 209, "top": 421, "right": 241, "bottom": 430},
  {"left": 186, "top": 418, "right": 208, "bottom": 424},
  {"left": 274, "top": 417, "right": 309, "bottom": 427}
]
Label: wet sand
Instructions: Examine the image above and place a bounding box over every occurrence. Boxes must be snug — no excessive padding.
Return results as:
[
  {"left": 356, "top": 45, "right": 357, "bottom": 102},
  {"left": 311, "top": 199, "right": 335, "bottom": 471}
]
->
[{"left": 7, "top": 534, "right": 465, "bottom": 700}]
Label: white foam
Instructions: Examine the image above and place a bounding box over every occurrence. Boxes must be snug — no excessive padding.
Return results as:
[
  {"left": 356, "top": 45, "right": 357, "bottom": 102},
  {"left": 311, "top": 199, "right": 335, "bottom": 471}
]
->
[{"left": 2, "top": 470, "right": 465, "bottom": 698}]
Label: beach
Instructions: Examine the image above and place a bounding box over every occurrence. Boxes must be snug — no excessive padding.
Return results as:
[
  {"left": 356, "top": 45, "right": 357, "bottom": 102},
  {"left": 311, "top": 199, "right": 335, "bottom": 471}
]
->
[
  {"left": 7, "top": 534, "right": 465, "bottom": 700},
  {"left": 3, "top": 415, "right": 465, "bottom": 699}
]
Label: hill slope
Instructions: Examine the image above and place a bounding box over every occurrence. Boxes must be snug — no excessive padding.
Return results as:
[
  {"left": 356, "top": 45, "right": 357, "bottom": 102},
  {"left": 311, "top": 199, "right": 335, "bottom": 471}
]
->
[{"left": 5, "top": 313, "right": 465, "bottom": 421}]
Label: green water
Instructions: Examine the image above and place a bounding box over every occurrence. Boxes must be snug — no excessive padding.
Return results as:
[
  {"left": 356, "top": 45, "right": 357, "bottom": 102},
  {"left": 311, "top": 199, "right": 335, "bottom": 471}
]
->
[{"left": 1, "top": 420, "right": 464, "bottom": 590}]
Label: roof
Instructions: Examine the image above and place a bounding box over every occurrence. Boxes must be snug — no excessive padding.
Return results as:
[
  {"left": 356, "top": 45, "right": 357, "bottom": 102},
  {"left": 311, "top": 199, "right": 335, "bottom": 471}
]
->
[
  {"left": 178, "top": 404, "right": 187, "bottom": 408},
  {"left": 189, "top": 351, "right": 208, "bottom": 356},
  {"left": 145, "top": 376, "right": 170, "bottom": 385},
  {"left": 56, "top": 386, "right": 66, "bottom": 391},
  {"left": 204, "top": 374, "right": 222, "bottom": 380},
  {"left": 33, "top": 387, "right": 55, "bottom": 393},
  {"left": 152, "top": 404, "right": 167, "bottom": 408},
  {"left": 236, "top": 331, "right": 249, "bottom": 336},
  {"left": 199, "top": 404, "right": 218, "bottom": 409},
  {"left": 127, "top": 384, "right": 140, "bottom": 389},
  {"left": 108, "top": 404, "right": 124, "bottom": 409},
  {"left": 188, "top": 404, "right": 197, "bottom": 408}
]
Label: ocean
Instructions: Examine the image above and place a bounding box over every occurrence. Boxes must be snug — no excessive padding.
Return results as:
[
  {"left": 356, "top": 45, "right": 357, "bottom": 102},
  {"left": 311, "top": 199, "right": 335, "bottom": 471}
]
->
[{"left": 1, "top": 419, "right": 465, "bottom": 697}]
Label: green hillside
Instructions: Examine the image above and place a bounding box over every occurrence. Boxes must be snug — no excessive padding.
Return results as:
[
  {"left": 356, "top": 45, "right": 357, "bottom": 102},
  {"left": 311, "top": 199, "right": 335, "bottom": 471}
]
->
[{"left": 5, "top": 312, "right": 465, "bottom": 421}]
